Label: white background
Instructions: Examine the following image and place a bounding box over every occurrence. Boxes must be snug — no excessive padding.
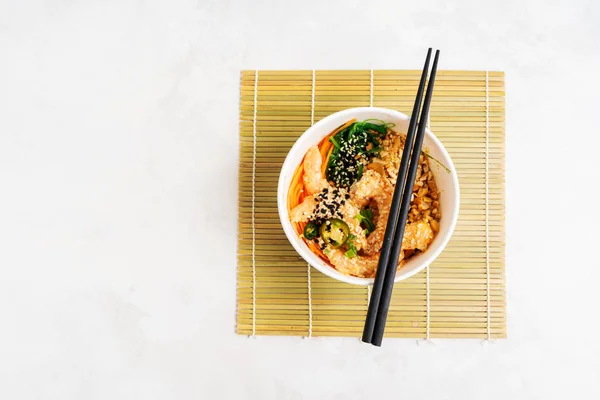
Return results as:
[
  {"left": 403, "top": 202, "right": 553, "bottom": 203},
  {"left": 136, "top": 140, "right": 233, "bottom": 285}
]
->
[{"left": 1, "top": 0, "right": 599, "bottom": 399}]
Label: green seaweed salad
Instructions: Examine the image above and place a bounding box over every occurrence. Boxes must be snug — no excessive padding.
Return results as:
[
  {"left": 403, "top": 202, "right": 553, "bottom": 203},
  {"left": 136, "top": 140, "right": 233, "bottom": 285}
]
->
[{"left": 325, "top": 119, "right": 393, "bottom": 188}]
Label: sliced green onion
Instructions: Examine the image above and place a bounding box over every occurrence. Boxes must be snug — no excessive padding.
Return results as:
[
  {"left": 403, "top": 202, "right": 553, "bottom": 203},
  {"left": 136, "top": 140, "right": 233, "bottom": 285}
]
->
[
  {"left": 360, "top": 208, "right": 374, "bottom": 219},
  {"left": 363, "top": 219, "right": 376, "bottom": 234},
  {"left": 345, "top": 246, "right": 357, "bottom": 258},
  {"left": 421, "top": 151, "right": 451, "bottom": 173}
]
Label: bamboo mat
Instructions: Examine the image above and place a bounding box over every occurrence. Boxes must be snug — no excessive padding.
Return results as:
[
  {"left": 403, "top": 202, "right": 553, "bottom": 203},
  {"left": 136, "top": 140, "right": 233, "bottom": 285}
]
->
[{"left": 237, "top": 70, "right": 505, "bottom": 339}]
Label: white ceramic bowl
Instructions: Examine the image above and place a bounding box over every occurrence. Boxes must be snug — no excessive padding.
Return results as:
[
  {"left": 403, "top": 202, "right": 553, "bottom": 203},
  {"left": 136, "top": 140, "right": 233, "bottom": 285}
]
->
[{"left": 277, "top": 107, "right": 459, "bottom": 286}]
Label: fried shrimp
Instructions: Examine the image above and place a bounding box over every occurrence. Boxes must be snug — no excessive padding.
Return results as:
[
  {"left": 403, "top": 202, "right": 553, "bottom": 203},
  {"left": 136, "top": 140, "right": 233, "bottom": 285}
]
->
[
  {"left": 290, "top": 196, "right": 318, "bottom": 223},
  {"left": 290, "top": 146, "right": 329, "bottom": 223},
  {"left": 350, "top": 170, "right": 393, "bottom": 256},
  {"left": 303, "top": 146, "right": 328, "bottom": 195}
]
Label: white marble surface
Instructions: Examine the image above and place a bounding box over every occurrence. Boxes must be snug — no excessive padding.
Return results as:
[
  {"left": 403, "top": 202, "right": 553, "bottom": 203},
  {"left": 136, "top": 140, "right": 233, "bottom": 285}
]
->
[{"left": 1, "top": 0, "right": 600, "bottom": 398}]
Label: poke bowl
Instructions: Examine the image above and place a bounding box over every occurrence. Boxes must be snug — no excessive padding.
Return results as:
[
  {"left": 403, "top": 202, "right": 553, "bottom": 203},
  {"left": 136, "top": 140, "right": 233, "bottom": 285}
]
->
[{"left": 277, "top": 107, "right": 459, "bottom": 286}]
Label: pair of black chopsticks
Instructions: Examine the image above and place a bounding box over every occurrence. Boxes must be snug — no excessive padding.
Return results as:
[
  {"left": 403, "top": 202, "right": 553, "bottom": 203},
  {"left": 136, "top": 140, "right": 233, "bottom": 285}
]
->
[{"left": 362, "top": 48, "right": 440, "bottom": 347}]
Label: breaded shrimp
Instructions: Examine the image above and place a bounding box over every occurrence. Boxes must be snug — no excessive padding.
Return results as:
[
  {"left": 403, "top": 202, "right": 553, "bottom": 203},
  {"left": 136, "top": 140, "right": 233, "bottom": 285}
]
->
[
  {"left": 350, "top": 170, "right": 393, "bottom": 256},
  {"left": 290, "top": 196, "right": 318, "bottom": 223},
  {"left": 402, "top": 219, "right": 434, "bottom": 250},
  {"left": 303, "top": 146, "right": 328, "bottom": 195},
  {"left": 290, "top": 146, "right": 326, "bottom": 223}
]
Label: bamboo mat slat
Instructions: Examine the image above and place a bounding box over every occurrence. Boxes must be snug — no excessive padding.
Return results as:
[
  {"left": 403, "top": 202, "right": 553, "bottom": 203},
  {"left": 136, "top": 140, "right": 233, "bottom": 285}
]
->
[{"left": 237, "top": 69, "right": 506, "bottom": 339}]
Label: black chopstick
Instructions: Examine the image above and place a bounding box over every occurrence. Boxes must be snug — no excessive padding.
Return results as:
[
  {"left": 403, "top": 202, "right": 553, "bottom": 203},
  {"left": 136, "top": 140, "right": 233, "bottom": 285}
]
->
[
  {"left": 363, "top": 49, "right": 440, "bottom": 346},
  {"left": 370, "top": 50, "right": 440, "bottom": 346},
  {"left": 361, "top": 48, "right": 433, "bottom": 344}
]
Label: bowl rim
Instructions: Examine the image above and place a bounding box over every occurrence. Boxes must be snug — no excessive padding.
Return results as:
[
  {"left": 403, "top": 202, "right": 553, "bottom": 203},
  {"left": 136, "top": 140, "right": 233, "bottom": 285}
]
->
[{"left": 277, "top": 107, "right": 460, "bottom": 286}]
